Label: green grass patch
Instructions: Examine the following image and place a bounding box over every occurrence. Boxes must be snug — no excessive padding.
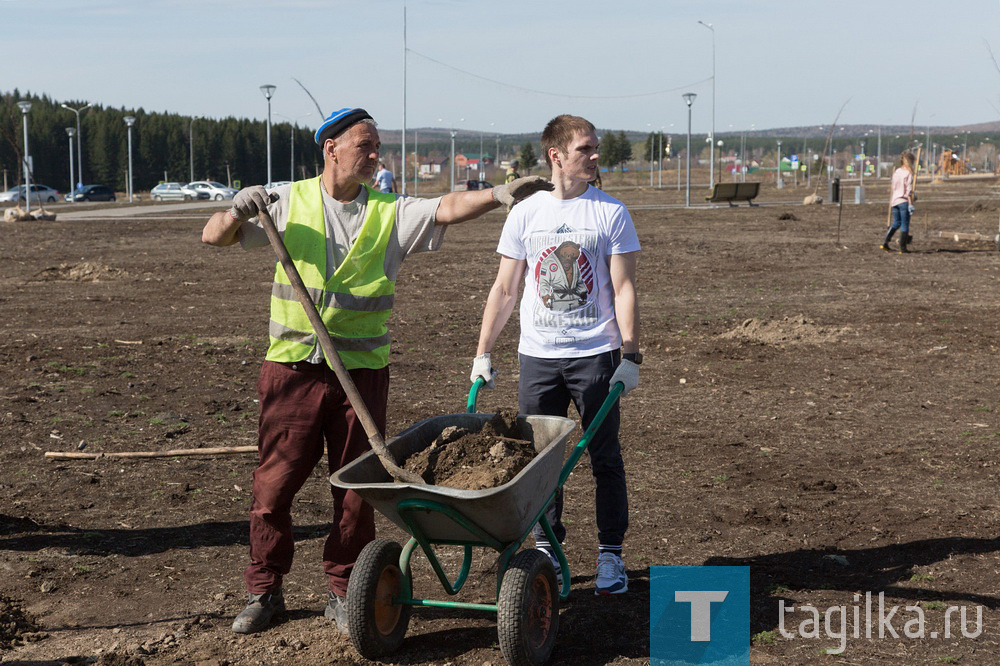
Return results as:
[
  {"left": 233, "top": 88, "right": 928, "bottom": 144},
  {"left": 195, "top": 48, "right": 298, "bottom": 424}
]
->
[{"left": 752, "top": 630, "right": 777, "bottom": 645}]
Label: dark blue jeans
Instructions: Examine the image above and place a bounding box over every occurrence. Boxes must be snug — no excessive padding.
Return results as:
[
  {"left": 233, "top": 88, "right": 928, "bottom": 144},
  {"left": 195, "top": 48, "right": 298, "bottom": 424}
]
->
[
  {"left": 886, "top": 202, "right": 910, "bottom": 238},
  {"left": 520, "top": 352, "right": 628, "bottom": 548}
]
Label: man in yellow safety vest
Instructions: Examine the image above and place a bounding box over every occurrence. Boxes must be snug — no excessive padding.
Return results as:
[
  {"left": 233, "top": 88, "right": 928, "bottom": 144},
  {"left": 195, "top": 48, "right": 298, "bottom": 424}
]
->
[{"left": 202, "top": 107, "right": 551, "bottom": 635}]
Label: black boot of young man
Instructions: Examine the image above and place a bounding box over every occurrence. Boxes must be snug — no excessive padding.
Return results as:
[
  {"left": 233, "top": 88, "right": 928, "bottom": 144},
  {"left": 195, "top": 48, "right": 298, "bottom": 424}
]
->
[{"left": 232, "top": 590, "right": 285, "bottom": 634}]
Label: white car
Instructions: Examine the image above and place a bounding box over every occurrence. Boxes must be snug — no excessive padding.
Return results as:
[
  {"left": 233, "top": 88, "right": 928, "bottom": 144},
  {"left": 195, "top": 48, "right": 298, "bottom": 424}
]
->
[
  {"left": 0, "top": 184, "right": 61, "bottom": 204},
  {"left": 150, "top": 182, "right": 209, "bottom": 201},
  {"left": 187, "top": 180, "right": 238, "bottom": 201}
]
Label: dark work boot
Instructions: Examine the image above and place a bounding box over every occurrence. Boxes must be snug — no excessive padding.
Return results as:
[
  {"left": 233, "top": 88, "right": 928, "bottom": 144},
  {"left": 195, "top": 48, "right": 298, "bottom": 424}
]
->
[
  {"left": 232, "top": 590, "right": 285, "bottom": 634},
  {"left": 881, "top": 228, "right": 896, "bottom": 252},
  {"left": 898, "top": 232, "right": 911, "bottom": 254}
]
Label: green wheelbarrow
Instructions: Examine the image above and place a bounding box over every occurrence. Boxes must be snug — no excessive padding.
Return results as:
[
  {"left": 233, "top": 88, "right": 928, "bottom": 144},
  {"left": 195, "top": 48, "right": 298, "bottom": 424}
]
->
[{"left": 330, "top": 379, "right": 624, "bottom": 666}]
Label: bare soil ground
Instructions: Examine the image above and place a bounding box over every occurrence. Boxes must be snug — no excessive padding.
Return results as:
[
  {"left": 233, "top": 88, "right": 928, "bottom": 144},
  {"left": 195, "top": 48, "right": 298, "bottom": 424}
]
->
[{"left": 2, "top": 176, "right": 1000, "bottom": 665}]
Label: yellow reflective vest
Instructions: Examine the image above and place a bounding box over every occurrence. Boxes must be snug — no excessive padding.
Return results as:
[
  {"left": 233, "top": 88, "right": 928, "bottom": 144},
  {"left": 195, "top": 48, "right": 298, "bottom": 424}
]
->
[{"left": 265, "top": 177, "right": 396, "bottom": 370}]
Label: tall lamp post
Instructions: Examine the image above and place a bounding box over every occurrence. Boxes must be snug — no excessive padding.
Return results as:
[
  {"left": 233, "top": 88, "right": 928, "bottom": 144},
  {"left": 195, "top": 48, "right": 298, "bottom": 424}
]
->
[
  {"left": 776, "top": 139, "right": 783, "bottom": 188},
  {"left": 61, "top": 103, "right": 91, "bottom": 188},
  {"left": 860, "top": 140, "right": 866, "bottom": 189},
  {"left": 17, "top": 101, "right": 32, "bottom": 214},
  {"left": 717, "top": 139, "right": 724, "bottom": 181},
  {"left": 260, "top": 84, "right": 276, "bottom": 187},
  {"left": 449, "top": 130, "right": 457, "bottom": 192},
  {"left": 124, "top": 116, "right": 136, "bottom": 202},
  {"left": 698, "top": 20, "right": 716, "bottom": 189},
  {"left": 65, "top": 128, "right": 76, "bottom": 200},
  {"left": 188, "top": 116, "right": 201, "bottom": 183},
  {"left": 275, "top": 112, "right": 312, "bottom": 182},
  {"left": 682, "top": 92, "right": 697, "bottom": 207},
  {"left": 438, "top": 117, "right": 464, "bottom": 190}
]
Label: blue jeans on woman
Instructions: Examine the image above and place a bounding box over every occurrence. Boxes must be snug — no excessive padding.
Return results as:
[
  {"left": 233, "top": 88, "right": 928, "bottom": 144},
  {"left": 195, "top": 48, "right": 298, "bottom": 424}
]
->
[
  {"left": 887, "top": 203, "right": 910, "bottom": 236},
  {"left": 883, "top": 203, "right": 912, "bottom": 251}
]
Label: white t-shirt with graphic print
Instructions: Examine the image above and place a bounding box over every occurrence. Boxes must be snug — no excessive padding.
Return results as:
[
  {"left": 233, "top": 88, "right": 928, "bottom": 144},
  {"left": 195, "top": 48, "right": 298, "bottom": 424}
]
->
[{"left": 496, "top": 185, "right": 640, "bottom": 358}]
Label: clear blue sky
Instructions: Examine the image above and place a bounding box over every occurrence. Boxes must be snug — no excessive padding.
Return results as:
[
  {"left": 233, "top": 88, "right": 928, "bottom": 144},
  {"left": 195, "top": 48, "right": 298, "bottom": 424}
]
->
[{"left": 10, "top": 0, "right": 1000, "bottom": 137}]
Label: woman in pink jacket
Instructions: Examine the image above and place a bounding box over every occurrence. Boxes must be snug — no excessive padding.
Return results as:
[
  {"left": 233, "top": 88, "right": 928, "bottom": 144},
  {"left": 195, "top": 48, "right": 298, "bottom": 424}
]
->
[{"left": 881, "top": 151, "right": 917, "bottom": 253}]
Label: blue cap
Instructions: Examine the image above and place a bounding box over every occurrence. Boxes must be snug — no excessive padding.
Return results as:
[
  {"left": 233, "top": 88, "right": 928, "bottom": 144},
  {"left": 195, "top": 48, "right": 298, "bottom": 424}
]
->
[{"left": 314, "top": 108, "right": 373, "bottom": 145}]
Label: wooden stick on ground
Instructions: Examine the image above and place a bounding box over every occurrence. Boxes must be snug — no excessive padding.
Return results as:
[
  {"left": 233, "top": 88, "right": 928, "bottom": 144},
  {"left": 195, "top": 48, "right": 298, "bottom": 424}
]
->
[{"left": 45, "top": 445, "right": 258, "bottom": 460}]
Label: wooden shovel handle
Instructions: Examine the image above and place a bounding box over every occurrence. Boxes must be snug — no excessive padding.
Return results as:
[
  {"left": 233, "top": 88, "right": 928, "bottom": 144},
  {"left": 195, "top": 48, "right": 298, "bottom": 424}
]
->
[{"left": 257, "top": 206, "right": 424, "bottom": 485}]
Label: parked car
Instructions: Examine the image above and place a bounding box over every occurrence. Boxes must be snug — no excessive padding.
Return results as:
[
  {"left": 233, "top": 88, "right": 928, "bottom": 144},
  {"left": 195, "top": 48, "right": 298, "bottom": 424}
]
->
[
  {"left": 0, "top": 184, "right": 61, "bottom": 204},
  {"left": 65, "top": 184, "right": 116, "bottom": 202},
  {"left": 452, "top": 179, "right": 493, "bottom": 192},
  {"left": 150, "top": 182, "right": 209, "bottom": 201},
  {"left": 187, "top": 180, "right": 237, "bottom": 201}
]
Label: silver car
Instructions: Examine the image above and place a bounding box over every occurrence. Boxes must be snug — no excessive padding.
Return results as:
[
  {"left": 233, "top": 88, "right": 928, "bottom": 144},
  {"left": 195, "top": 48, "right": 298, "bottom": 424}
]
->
[
  {"left": 150, "top": 182, "right": 209, "bottom": 201},
  {"left": 0, "top": 184, "right": 61, "bottom": 204},
  {"left": 187, "top": 180, "right": 238, "bottom": 201}
]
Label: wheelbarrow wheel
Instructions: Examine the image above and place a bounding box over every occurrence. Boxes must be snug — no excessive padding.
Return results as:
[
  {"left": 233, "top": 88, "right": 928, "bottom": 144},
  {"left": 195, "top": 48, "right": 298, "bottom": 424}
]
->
[
  {"left": 497, "top": 549, "right": 560, "bottom": 666},
  {"left": 347, "top": 538, "right": 411, "bottom": 659}
]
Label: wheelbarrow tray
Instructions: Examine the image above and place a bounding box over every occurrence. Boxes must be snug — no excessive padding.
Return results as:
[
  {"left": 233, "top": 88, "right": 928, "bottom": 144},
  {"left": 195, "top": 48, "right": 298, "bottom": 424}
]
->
[{"left": 331, "top": 413, "right": 576, "bottom": 544}]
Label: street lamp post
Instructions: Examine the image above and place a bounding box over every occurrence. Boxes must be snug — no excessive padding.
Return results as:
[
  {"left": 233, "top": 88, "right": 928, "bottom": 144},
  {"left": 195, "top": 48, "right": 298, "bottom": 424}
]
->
[
  {"left": 860, "top": 140, "right": 866, "bottom": 189},
  {"left": 698, "top": 20, "right": 716, "bottom": 189},
  {"left": 189, "top": 116, "right": 200, "bottom": 183},
  {"left": 124, "top": 116, "right": 136, "bottom": 202},
  {"left": 776, "top": 139, "right": 783, "bottom": 188},
  {"left": 275, "top": 112, "right": 312, "bottom": 182},
  {"left": 260, "top": 84, "right": 276, "bottom": 186},
  {"left": 682, "top": 92, "right": 697, "bottom": 207},
  {"left": 717, "top": 139, "right": 723, "bottom": 181},
  {"left": 65, "top": 128, "right": 76, "bottom": 200},
  {"left": 61, "top": 103, "right": 91, "bottom": 188},
  {"left": 17, "top": 101, "right": 32, "bottom": 213},
  {"left": 658, "top": 129, "right": 664, "bottom": 189},
  {"left": 450, "top": 130, "right": 457, "bottom": 192},
  {"left": 649, "top": 128, "right": 655, "bottom": 187}
]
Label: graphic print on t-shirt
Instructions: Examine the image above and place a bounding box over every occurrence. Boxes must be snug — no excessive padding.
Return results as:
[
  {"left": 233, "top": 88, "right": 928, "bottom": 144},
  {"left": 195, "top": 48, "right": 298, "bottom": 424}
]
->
[{"left": 530, "top": 223, "right": 600, "bottom": 331}]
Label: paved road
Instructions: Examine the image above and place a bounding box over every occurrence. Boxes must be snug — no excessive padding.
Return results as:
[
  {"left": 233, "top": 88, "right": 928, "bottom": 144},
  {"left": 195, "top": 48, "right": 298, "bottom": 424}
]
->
[{"left": 42, "top": 201, "right": 227, "bottom": 220}]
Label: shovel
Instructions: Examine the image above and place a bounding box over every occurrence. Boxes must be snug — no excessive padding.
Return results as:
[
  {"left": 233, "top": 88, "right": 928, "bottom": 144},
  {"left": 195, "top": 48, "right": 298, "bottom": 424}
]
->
[{"left": 257, "top": 206, "right": 425, "bottom": 485}]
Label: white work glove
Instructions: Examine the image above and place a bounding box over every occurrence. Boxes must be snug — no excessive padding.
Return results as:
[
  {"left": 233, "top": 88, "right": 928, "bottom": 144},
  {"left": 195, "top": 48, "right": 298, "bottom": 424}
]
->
[
  {"left": 609, "top": 359, "right": 640, "bottom": 396},
  {"left": 491, "top": 176, "right": 554, "bottom": 208},
  {"left": 470, "top": 353, "right": 499, "bottom": 389},
  {"left": 228, "top": 185, "right": 273, "bottom": 223},
  {"left": 908, "top": 204, "right": 915, "bottom": 215}
]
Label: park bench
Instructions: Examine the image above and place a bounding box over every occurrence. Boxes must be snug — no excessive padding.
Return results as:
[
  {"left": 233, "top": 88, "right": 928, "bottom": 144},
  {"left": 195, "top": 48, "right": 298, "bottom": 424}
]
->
[{"left": 705, "top": 181, "right": 760, "bottom": 207}]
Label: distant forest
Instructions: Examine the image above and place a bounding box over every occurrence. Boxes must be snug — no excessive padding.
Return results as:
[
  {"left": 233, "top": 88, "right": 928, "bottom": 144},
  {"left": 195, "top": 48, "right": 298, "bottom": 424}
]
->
[{"left": 1, "top": 91, "right": 320, "bottom": 192}]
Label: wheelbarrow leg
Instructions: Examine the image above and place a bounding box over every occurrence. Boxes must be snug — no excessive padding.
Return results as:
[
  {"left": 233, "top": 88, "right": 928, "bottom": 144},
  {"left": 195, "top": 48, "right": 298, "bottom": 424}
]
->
[{"left": 538, "top": 515, "right": 571, "bottom": 600}]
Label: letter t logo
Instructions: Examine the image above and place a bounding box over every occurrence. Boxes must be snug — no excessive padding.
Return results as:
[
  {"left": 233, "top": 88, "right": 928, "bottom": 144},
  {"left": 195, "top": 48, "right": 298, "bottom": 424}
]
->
[{"left": 675, "top": 590, "right": 729, "bottom": 641}]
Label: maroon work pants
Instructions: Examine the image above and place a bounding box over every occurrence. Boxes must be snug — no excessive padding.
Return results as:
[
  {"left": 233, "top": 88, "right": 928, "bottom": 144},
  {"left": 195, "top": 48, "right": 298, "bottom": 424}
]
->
[{"left": 244, "top": 360, "right": 388, "bottom": 597}]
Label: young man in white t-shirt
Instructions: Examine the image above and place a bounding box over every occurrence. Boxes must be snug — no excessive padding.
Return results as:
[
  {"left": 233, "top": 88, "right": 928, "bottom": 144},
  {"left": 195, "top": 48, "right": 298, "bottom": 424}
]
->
[{"left": 471, "top": 114, "right": 641, "bottom": 595}]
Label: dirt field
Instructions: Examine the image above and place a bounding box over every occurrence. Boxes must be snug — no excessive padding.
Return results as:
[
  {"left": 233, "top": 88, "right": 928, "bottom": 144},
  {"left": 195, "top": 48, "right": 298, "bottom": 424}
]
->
[{"left": 2, "top": 176, "right": 1000, "bottom": 665}]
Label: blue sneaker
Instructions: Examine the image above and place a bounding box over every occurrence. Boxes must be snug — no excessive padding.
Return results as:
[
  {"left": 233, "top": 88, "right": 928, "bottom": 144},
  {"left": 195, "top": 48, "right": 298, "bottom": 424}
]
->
[{"left": 594, "top": 552, "right": 627, "bottom": 595}]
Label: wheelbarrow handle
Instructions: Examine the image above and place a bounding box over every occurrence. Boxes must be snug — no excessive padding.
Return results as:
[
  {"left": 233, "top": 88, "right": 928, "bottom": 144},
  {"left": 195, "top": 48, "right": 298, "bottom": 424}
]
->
[
  {"left": 466, "top": 377, "right": 486, "bottom": 413},
  {"left": 557, "top": 382, "right": 624, "bottom": 488},
  {"left": 256, "top": 207, "right": 425, "bottom": 485}
]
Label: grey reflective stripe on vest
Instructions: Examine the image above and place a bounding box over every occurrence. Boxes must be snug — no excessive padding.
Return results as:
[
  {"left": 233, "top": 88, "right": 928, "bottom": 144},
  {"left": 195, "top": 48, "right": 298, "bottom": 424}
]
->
[
  {"left": 271, "top": 282, "right": 394, "bottom": 312},
  {"left": 268, "top": 320, "right": 391, "bottom": 352}
]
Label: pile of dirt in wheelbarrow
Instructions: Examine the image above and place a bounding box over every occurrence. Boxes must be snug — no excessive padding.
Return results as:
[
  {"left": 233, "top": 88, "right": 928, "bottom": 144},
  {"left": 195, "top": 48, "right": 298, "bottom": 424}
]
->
[{"left": 403, "top": 408, "right": 537, "bottom": 490}]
